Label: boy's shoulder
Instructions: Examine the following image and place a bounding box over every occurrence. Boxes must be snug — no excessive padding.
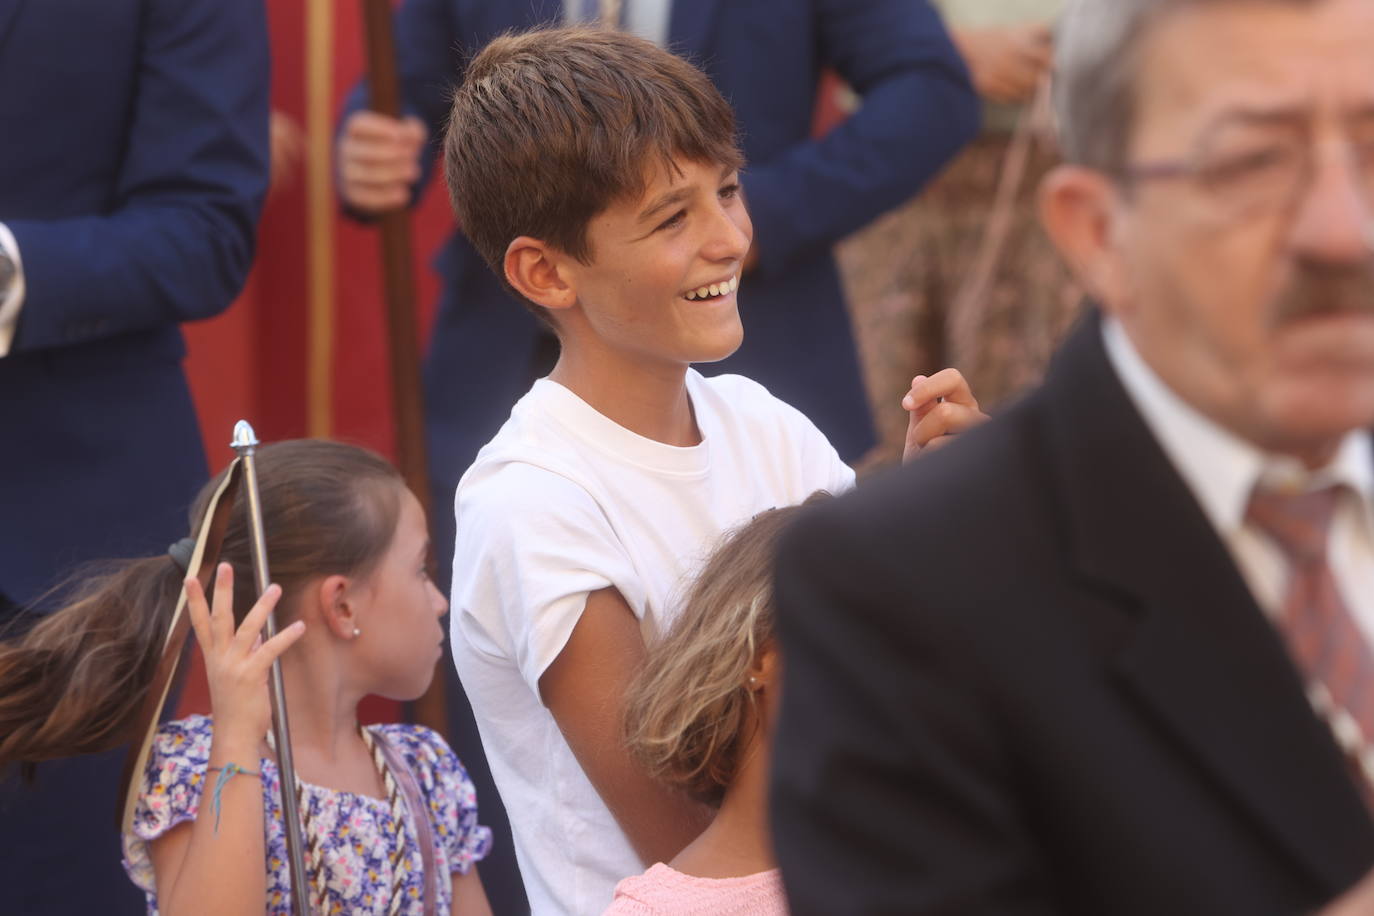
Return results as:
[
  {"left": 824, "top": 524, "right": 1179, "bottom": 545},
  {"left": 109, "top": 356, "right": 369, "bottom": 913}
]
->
[
  {"left": 688, "top": 369, "right": 775, "bottom": 406},
  {"left": 687, "top": 370, "right": 827, "bottom": 441},
  {"left": 691, "top": 370, "right": 854, "bottom": 494},
  {"left": 457, "top": 433, "right": 610, "bottom": 548},
  {"left": 457, "top": 456, "right": 601, "bottom": 542},
  {"left": 461, "top": 381, "right": 600, "bottom": 488}
]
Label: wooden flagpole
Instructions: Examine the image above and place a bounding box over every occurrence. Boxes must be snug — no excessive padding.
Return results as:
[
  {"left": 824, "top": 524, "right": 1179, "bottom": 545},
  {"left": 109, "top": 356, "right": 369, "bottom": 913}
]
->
[
  {"left": 306, "top": 0, "right": 336, "bottom": 439},
  {"left": 358, "top": 0, "right": 447, "bottom": 738}
]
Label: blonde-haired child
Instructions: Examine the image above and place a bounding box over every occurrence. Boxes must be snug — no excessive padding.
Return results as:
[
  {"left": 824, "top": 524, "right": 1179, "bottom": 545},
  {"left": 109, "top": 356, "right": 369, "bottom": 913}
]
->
[{"left": 608, "top": 496, "right": 827, "bottom": 915}]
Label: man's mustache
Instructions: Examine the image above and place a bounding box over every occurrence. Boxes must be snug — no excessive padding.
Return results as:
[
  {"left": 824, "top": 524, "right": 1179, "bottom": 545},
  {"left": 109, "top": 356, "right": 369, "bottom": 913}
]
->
[{"left": 1275, "top": 260, "right": 1374, "bottom": 324}]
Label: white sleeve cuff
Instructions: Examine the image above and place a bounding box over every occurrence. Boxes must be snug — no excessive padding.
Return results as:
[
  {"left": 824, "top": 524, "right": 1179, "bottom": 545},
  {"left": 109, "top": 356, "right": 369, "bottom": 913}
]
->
[{"left": 0, "top": 222, "right": 27, "bottom": 357}]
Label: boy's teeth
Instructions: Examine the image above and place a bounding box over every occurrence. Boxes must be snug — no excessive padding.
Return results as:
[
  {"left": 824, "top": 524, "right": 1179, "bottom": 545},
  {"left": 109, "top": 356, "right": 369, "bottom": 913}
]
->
[{"left": 684, "top": 277, "right": 739, "bottom": 301}]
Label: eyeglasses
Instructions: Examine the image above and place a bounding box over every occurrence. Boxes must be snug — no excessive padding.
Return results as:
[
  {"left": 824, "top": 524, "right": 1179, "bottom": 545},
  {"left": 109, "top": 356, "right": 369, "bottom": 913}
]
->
[{"left": 1120, "top": 117, "right": 1374, "bottom": 222}]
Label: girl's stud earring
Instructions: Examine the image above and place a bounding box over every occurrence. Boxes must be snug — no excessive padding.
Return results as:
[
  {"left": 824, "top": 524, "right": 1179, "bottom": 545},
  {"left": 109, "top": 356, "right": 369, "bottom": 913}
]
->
[{"left": 352, "top": 627, "right": 362, "bottom": 638}]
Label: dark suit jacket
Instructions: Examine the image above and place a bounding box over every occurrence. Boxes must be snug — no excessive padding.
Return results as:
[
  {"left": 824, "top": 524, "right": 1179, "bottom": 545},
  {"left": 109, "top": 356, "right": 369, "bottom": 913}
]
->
[
  {"left": 342, "top": 0, "right": 978, "bottom": 484},
  {"left": 771, "top": 312, "right": 1374, "bottom": 915},
  {"left": 0, "top": 0, "right": 270, "bottom": 610},
  {"left": 0, "top": 4, "right": 268, "bottom": 912}
]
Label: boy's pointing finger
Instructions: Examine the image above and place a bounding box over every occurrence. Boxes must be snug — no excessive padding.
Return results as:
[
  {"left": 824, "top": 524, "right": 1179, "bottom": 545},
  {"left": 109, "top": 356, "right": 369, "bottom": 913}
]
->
[{"left": 905, "top": 368, "right": 980, "bottom": 411}]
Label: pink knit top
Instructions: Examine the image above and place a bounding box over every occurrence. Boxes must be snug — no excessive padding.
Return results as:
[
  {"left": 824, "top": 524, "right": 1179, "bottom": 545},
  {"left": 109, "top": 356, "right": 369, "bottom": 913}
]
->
[{"left": 603, "top": 863, "right": 787, "bottom": 915}]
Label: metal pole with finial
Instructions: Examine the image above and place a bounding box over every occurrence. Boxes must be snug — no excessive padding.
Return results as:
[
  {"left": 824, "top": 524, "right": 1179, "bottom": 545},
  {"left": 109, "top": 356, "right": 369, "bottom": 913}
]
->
[{"left": 231, "top": 421, "right": 312, "bottom": 916}]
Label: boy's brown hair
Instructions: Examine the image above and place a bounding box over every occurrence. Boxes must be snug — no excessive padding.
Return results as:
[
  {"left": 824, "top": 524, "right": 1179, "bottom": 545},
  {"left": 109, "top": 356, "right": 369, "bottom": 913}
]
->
[{"left": 442, "top": 26, "right": 745, "bottom": 312}]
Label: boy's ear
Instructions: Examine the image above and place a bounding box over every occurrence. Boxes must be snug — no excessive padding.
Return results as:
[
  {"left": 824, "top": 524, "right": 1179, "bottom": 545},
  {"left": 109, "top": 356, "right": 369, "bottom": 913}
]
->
[
  {"left": 505, "top": 236, "right": 577, "bottom": 313},
  {"left": 314, "top": 574, "right": 360, "bottom": 641},
  {"left": 1038, "top": 164, "right": 1129, "bottom": 312}
]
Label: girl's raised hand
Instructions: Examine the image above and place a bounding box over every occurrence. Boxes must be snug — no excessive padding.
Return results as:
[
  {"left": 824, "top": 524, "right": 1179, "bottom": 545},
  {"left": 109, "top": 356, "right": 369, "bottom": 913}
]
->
[
  {"left": 901, "top": 368, "right": 990, "bottom": 461},
  {"left": 184, "top": 564, "right": 305, "bottom": 750}
]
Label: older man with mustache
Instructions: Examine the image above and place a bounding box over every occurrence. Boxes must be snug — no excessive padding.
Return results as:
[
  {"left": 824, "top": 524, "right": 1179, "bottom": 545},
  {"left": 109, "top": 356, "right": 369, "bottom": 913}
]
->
[{"left": 769, "top": 0, "right": 1374, "bottom": 913}]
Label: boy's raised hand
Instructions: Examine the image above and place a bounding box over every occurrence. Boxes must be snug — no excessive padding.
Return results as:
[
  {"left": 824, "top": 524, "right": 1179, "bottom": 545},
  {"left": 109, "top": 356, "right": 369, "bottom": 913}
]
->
[
  {"left": 902, "top": 368, "right": 989, "bottom": 461},
  {"left": 185, "top": 565, "right": 304, "bottom": 750}
]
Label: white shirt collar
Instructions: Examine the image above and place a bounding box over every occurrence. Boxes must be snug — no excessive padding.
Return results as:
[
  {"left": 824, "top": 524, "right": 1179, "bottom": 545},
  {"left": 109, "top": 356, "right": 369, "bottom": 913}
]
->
[{"left": 1101, "top": 317, "right": 1374, "bottom": 536}]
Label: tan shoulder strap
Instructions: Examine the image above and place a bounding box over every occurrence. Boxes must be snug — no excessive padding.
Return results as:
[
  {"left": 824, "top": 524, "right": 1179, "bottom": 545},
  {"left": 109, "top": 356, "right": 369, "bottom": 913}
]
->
[
  {"left": 117, "top": 459, "right": 244, "bottom": 833},
  {"left": 375, "top": 730, "right": 438, "bottom": 916}
]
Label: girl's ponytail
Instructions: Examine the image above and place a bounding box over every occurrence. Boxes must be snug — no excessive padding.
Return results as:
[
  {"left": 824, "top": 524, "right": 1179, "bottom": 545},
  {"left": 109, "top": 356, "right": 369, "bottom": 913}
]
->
[{"left": 0, "top": 554, "right": 183, "bottom": 767}]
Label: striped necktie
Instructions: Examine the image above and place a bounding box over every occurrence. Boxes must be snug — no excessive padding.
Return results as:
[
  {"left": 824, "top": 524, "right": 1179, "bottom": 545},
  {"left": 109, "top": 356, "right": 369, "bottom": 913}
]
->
[{"left": 1248, "top": 483, "right": 1374, "bottom": 809}]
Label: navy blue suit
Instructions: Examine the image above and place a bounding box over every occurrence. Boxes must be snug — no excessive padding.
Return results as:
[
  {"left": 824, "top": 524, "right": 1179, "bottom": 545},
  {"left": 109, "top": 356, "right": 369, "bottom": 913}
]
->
[
  {"left": 0, "top": 1, "right": 269, "bottom": 911},
  {"left": 342, "top": 2, "right": 975, "bottom": 911}
]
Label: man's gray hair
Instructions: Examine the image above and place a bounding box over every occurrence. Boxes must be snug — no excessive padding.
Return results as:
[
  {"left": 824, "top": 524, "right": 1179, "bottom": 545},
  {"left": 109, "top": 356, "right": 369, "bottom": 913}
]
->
[{"left": 1054, "top": 0, "right": 1317, "bottom": 171}]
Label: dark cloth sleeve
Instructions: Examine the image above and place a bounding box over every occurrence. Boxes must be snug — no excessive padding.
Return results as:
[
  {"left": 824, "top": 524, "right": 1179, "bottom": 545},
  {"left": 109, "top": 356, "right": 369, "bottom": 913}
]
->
[
  {"left": 769, "top": 495, "right": 1058, "bottom": 915},
  {"left": 742, "top": 0, "right": 979, "bottom": 276},
  {"left": 7, "top": 0, "right": 270, "bottom": 353}
]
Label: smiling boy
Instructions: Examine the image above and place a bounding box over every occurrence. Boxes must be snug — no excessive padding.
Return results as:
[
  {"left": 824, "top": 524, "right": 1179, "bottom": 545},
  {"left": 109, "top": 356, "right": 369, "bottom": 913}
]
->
[{"left": 442, "top": 26, "right": 980, "bottom": 915}]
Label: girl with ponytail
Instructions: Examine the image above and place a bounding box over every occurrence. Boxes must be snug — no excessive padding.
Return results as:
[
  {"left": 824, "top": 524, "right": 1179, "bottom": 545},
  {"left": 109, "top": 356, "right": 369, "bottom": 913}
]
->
[{"left": 0, "top": 440, "right": 493, "bottom": 916}]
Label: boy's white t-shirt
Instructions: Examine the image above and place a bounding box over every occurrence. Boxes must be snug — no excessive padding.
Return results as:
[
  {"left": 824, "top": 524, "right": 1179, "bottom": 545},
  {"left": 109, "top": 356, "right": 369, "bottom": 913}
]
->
[{"left": 449, "top": 369, "right": 854, "bottom": 916}]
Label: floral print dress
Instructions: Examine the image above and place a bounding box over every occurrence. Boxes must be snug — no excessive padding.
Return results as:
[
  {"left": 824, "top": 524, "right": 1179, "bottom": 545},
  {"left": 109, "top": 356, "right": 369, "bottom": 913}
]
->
[{"left": 122, "top": 715, "right": 492, "bottom": 915}]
